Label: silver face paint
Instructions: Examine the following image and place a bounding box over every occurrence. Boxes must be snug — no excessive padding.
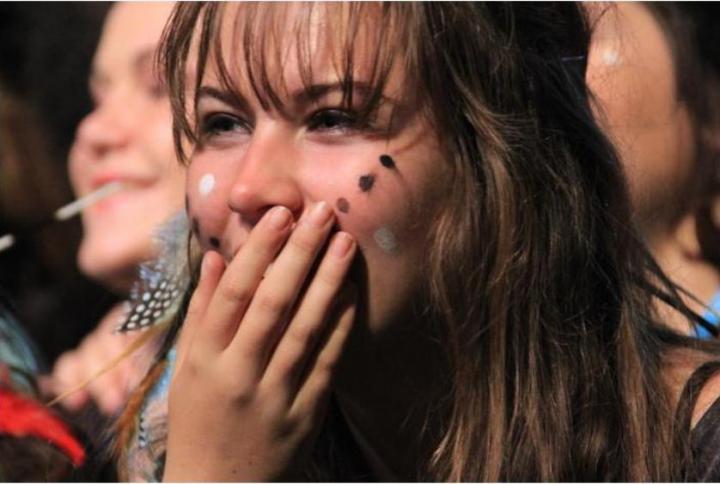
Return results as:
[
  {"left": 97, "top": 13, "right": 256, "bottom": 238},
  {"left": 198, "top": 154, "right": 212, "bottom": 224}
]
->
[
  {"left": 198, "top": 173, "right": 216, "bottom": 197},
  {"left": 602, "top": 48, "right": 620, "bottom": 67},
  {"left": 373, "top": 226, "right": 399, "bottom": 255}
]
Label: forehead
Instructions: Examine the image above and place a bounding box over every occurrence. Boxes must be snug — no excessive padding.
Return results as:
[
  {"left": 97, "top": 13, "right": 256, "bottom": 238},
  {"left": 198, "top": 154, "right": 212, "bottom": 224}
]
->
[
  {"left": 96, "top": 2, "right": 174, "bottom": 70},
  {"left": 200, "top": 3, "right": 406, "bottom": 102}
]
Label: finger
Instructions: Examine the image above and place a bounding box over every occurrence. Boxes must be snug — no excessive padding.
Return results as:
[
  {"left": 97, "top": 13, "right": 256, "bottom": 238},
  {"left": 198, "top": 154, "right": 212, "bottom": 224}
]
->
[
  {"left": 51, "top": 352, "right": 79, "bottom": 391},
  {"left": 228, "top": 201, "right": 335, "bottom": 375},
  {"left": 95, "top": 377, "right": 124, "bottom": 415},
  {"left": 199, "top": 205, "right": 293, "bottom": 352},
  {"left": 262, "top": 232, "right": 356, "bottom": 401},
  {"left": 176, "top": 250, "right": 226, "bottom": 360},
  {"left": 290, "top": 289, "right": 356, "bottom": 420},
  {"left": 60, "top": 387, "right": 90, "bottom": 411},
  {"left": 37, "top": 375, "right": 54, "bottom": 399}
]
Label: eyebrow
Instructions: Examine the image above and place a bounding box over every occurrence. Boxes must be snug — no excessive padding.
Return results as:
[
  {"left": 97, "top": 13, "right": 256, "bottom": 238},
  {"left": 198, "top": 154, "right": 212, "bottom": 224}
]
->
[
  {"left": 196, "top": 82, "right": 394, "bottom": 112},
  {"left": 90, "top": 46, "right": 158, "bottom": 86},
  {"left": 196, "top": 86, "right": 251, "bottom": 113}
]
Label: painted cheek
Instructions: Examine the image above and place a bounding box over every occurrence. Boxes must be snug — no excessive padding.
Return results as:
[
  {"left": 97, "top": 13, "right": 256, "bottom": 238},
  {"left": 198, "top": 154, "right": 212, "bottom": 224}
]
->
[
  {"left": 198, "top": 173, "right": 216, "bottom": 197},
  {"left": 187, "top": 169, "right": 231, "bottom": 251},
  {"left": 331, "top": 156, "right": 404, "bottom": 257}
]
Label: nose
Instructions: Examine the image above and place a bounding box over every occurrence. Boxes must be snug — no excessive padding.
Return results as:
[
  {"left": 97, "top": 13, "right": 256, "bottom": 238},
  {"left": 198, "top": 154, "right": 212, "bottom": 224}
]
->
[
  {"left": 227, "top": 131, "right": 304, "bottom": 226},
  {"left": 73, "top": 90, "right": 133, "bottom": 161}
]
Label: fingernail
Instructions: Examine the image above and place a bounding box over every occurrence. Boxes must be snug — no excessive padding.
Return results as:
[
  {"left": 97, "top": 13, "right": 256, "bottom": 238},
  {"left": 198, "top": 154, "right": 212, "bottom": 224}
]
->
[
  {"left": 329, "top": 232, "right": 354, "bottom": 258},
  {"left": 308, "top": 201, "right": 332, "bottom": 227},
  {"left": 269, "top": 206, "right": 292, "bottom": 230}
]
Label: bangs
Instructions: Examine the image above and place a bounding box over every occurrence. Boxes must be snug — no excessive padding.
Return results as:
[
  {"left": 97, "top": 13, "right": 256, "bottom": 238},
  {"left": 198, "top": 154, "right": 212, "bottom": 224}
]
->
[{"left": 160, "top": 2, "right": 418, "bottom": 162}]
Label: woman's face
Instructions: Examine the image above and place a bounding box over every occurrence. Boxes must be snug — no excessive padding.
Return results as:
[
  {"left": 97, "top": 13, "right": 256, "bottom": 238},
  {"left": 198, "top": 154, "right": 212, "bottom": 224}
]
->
[
  {"left": 586, "top": 3, "right": 694, "bottom": 235},
  {"left": 69, "top": 2, "right": 185, "bottom": 291},
  {"left": 185, "top": 6, "right": 450, "bottom": 335}
]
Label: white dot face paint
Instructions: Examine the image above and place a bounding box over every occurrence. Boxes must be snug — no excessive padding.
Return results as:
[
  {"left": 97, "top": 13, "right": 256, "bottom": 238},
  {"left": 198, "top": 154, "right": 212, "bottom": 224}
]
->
[
  {"left": 373, "top": 226, "right": 399, "bottom": 255},
  {"left": 198, "top": 173, "right": 216, "bottom": 197},
  {"left": 601, "top": 48, "right": 620, "bottom": 67}
]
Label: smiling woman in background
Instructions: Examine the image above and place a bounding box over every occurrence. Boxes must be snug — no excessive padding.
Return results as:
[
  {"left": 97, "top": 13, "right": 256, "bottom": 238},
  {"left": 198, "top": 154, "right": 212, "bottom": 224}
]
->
[
  {"left": 49, "top": 2, "right": 186, "bottom": 415},
  {"left": 588, "top": 3, "right": 720, "bottom": 337}
]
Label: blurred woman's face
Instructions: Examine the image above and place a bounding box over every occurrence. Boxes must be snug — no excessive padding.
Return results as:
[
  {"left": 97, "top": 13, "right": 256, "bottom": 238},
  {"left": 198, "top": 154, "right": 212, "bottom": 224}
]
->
[
  {"left": 587, "top": 3, "right": 694, "bottom": 236},
  {"left": 69, "top": 2, "right": 185, "bottom": 291}
]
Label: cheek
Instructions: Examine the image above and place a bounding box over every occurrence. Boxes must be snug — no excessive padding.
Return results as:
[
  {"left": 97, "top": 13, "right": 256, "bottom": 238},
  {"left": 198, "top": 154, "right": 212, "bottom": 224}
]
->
[
  {"left": 307, "top": 153, "right": 425, "bottom": 259},
  {"left": 68, "top": 143, "right": 92, "bottom": 196},
  {"left": 186, "top": 165, "right": 233, "bottom": 250}
]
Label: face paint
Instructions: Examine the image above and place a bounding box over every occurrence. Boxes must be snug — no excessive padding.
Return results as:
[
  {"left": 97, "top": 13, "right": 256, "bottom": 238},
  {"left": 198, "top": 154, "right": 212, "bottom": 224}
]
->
[
  {"left": 373, "top": 226, "right": 399, "bottom": 255},
  {"left": 359, "top": 174, "right": 375, "bottom": 192},
  {"left": 191, "top": 217, "right": 202, "bottom": 240},
  {"left": 602, "top": 48, "right": 620, "bottom": 67},
  {"left": 198, "top": 173, "right": 216, "bottom": 197},
  {"left": 379, "top": 154, "right": 396, "bottom": 170},
  {"left": 336, "top": 197, "right": 350, "bottom": 213}
]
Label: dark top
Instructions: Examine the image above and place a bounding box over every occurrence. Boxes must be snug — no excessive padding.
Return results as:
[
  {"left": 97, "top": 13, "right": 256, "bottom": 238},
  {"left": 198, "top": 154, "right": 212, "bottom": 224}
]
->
[{"left": 693, "top": 395, "right": 720, "bottom": 481}]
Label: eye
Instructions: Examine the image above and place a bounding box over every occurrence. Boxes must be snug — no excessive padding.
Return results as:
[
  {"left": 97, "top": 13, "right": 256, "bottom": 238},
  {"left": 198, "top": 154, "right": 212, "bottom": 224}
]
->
[
  {"left": 307, "top": 109, "right": 361, "bottom": 133},
  {"left": 199, "top": 113, "right": 249, "bottom": 139}
]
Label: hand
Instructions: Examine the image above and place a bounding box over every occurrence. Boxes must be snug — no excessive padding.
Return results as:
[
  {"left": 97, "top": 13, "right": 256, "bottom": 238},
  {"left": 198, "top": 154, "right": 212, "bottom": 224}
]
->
[
  {"left": 46, "top": 304, "right": 153, "bottom": 414},
  {"left": 163, "top": 202, "right": 357, "bottom": 481}
]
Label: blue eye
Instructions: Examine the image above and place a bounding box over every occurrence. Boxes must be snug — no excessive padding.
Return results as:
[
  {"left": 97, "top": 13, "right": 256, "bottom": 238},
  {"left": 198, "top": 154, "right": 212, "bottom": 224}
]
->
[{"left": 307, "top": 109, "right": 360, "bottom": 133}]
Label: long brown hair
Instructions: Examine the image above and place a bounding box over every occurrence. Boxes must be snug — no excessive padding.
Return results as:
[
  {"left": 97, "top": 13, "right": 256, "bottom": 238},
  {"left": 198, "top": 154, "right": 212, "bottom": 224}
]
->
[{"left": 119, "top": 3, "right": 720, "bottom": 480}]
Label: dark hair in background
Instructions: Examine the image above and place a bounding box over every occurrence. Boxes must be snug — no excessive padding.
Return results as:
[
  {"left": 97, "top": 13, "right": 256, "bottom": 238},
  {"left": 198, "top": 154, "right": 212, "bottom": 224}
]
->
[
  {"left": 113, "top": 2, "right": 720, "bottom": 481},
  {"left": 0, "top": 2, "right": 117, "bottom": 363},
  {"left": 644, "top": 3, "right": 720, "bottom": 268}
]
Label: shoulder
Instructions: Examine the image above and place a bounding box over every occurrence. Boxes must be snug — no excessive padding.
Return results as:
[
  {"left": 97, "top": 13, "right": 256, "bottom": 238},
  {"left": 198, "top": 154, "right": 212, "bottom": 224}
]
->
[{"left": 692, "top": 365, "right": 720, "bottom": 427}]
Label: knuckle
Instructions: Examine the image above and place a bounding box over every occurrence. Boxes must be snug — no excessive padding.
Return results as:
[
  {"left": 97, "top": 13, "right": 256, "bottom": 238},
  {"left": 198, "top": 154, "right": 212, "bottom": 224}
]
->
[
  {"left": 315, "top": 353, "right": 339, "bottom": 377},
  {"left": 315, "top": 267, "right": 343, "bottom": 289},
  {"left": 271, "top": 415, "right": 300, "bottom": 439},
  {"left": 218, "top": 284, "right": 252, "bottom": 308},
  {"left": 227, "top": 380, "right": 257, "bottom": 406},
  {"left": 256, "top": 291, "right": 289, "bottom": 315},
  {"left": 288, "top": 230, "right": 319, "bottom": 256},
  {"left": 289, "top": 322, "right": 320, "bottom": 348}
]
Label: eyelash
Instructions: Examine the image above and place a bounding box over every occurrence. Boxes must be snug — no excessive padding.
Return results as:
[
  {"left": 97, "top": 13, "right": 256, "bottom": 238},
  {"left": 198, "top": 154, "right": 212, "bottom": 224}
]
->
[
  {"left": 197, "top": 107, "right": 373, "bottom": 143},
  {"left": 199, "top": 113, "right": 249, "bottom": 139},
  {"left": 306, "top": 108, "right": 365, "bottom": 133}
]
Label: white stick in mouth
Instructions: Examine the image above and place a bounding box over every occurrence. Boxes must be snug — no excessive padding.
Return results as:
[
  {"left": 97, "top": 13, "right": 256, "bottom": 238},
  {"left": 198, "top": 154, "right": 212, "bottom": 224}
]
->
[
  {"left": 0, "top": 182, "right": 124, "bottom": 253},
  {"left": 54, "top": 181, "right": 124, "bottom": 221},
  {"left": 0, "top": 234, "right": 15, "bottom": 253}
]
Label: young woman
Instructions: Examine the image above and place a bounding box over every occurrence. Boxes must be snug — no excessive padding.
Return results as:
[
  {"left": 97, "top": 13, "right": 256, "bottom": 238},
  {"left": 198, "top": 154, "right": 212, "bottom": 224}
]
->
[
  {"left": 48, "top": 2, "right": 186, "bottom": 415},
  {"left": 587, "top": 3, "right": 720, "bottom": 338},
  {"left": 117, "top": 3, "right": 720, "bottom": 480}
]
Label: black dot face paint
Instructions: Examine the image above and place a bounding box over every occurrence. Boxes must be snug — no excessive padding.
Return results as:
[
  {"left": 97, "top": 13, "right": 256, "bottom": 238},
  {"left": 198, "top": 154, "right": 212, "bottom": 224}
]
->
[
  {"left": 191, "top": 217, "right": 202, "bottom": 240},
  {"left": 336, "top": 198, "right": 350, "bottom": 213},
  {"left": 358, "top": 174, "right": 375, "bottom": 192},
  {"left": 209, "top": 237, "right": 220, "bottom": 249},
  {"left": 379, "top": 154, "right": 396, "bottom": 169}
]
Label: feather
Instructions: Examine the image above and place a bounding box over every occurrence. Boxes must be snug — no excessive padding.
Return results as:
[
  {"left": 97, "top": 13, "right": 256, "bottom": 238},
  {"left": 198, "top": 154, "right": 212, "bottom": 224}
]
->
[{"left": 116, "top": 211, "right": 195, "bottom": 333}]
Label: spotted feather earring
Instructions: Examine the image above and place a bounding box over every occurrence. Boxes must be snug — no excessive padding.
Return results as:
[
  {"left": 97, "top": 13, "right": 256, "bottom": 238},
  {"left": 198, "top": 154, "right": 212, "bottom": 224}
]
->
[{"left": 116, "top": 210, "right": 197, "bottom": 333}]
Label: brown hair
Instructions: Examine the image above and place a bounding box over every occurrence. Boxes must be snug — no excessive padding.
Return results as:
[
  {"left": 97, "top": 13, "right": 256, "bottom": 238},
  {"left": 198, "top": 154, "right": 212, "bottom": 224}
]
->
[{"left": 118, "top": 3, "right": 720, "bottom": 480}]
